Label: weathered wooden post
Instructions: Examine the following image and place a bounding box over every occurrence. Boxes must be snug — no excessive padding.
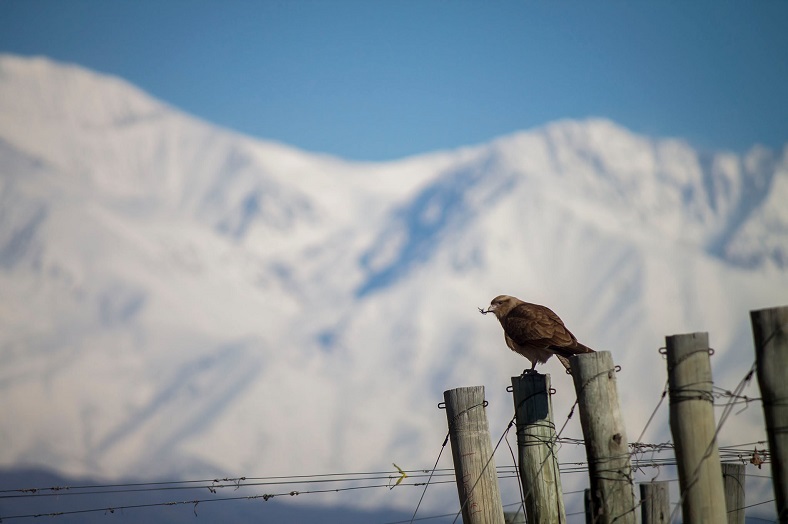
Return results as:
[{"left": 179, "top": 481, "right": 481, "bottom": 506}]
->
[
  {"left": 666, "top": 332, "right": 727, "bottom": 523},
  {"left": 571, "top": 351, "right": 637, "bottom": 524},
  {"left": 722, "top": 463, "right": 745, "bottom": 524},
  {"left": 443, "top": 386, "right": 505, "bottom": 524},
  {"left": 751, "top": 305, "right": 788, "bottom": 521},
  {"left": 639, "top": 481, "right": 669, "bottom": 524},
  {"left": 510, "top": 373, "right": 566, "bottom": 523}
]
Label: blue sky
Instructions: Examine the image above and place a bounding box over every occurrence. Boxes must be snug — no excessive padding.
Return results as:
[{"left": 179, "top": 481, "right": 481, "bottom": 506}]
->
[{"left": 1, "top": 1, "right": 786, "bottom": 160}]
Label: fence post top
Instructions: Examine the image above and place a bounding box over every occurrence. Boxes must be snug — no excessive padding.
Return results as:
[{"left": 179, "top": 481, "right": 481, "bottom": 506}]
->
[
  {"left": 750, "top": 304, "right": 788, "bottom": 316},
  {"left": 510, "top": 372, "right": 549, "bottom": 379},
  {"left": 443, "top": 385, "right": 485, "bottom": 396},
  {"left": 666, "top": 332, "right": 709, "bottom": 342}
]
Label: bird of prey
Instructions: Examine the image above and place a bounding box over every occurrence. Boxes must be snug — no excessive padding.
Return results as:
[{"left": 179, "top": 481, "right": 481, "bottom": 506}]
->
[{"left": 479, "top": 295, "right": 594, "bottom": 374}]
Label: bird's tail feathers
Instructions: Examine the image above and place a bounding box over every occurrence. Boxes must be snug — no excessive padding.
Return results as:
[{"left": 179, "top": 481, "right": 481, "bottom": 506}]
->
[
  {"left": 549, "top": 343, "right": 595, "bottom": 359},
  {"left": 575, "top": 342, "right": 595, "bottom": 353}
]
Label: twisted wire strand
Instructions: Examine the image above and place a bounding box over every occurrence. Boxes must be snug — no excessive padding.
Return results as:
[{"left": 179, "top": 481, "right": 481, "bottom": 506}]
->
[{"left": 408, "top": 432, "right": 449, "bottom": 524}]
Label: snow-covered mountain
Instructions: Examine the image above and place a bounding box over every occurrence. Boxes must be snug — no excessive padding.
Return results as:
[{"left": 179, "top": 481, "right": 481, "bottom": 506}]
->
[{"left": 1, "top": 54, "right": 786, "bottom": 518}]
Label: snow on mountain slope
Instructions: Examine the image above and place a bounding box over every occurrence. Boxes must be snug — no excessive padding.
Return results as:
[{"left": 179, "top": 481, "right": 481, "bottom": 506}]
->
[{"left": 0, "top": 54, "right": 786, "bottom": 517}]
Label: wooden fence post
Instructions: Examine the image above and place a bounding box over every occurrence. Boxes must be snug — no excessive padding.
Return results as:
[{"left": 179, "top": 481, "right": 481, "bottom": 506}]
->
[
  {"left": 639, "top": 481, "right": 669, "bottom": 524},
  {"left": 443, "top": 386, "right": 505, "bottom": 524},
  {"left": 722, "top": 463, "right": 745, "bottom": 524},
  {"left": 571, "top": 351, "right": 636, "bottom": 524},
  {"left": 751, "top": 305, "right": 788, "bottom": 521},
  {"left": 666, "top": 332, "right": 727, "bottom": 523},
  {"left": 510, "top": 373, "right": 566, "bottom": 523}
]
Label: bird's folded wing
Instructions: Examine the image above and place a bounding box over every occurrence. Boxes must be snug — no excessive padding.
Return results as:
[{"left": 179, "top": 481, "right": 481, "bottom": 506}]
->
[{"left": 503, "top": 307, "right": 577, "bottom": 348}]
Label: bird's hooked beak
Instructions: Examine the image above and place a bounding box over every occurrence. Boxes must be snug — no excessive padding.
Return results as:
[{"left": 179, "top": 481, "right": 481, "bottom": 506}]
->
[{"left": 478, "top": 304, "right": 496, "bottom": 315}]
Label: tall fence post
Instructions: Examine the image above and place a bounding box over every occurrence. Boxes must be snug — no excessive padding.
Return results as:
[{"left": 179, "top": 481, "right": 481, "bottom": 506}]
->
[
  {"left": 751, "top": 305, "right": 788, "bottom": 521},
  {"left": 510, "top": 373, "right": 566, "bottom": 524},
  {"left": 665, "top": 332, "right": 727, "bottom": 522},
  {"left": 571, "top": 351, "right": 636, "bottom": 524},
  {"left": 443, "top": 386, "right": 505, "bottom": 524},
  {"left": 722, "top": 463, "right": 745, "bottom": 524},
  {"left": 639, "top": 481, "right": 669, "bottom": 524}
]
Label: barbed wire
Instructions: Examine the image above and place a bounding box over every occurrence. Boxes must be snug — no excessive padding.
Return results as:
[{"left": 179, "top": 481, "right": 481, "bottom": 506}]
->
[
  {"left": 0, "top": 448, "right": 775, "bottom": 522},
  {"left": 1, "top": 351, "right": 780, "bottom": 523},
  {"left": 0, "top": 451, "right": 772, "bottom": 513},
  {"left": 0, "top": 470, "right": 460, "bottom": 497},
  {"left": 0, "top": 479, "right": 460, "bottom": 521},
  {"left": 0, "top": 471, "right": 474, "bottom": 500},
  {"left": 502, "top": 428, "right": 527, "bottom": 522},
  {"left": 634, "top": 377, "right": 669, "bottom": 444},
  {"left": 408, "top": 431, "right": 449, "bottom": 523},
  {"left": 21, "top": 454, "right": 773, "bottom": 502}
]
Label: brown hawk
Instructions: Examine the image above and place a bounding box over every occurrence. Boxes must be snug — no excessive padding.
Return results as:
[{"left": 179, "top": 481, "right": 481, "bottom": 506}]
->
[{"left": 480, "top": 295, "right": 594, "bottom": 374}]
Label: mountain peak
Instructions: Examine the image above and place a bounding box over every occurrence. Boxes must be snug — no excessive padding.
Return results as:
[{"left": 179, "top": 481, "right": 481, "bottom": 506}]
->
[{"left": 0, "top": 54, "right": 166, "bottom": 132}]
